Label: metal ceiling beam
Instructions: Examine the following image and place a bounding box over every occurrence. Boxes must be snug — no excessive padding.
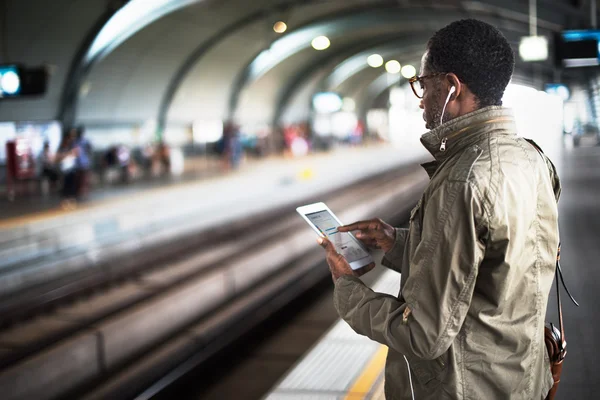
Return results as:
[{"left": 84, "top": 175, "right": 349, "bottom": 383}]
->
[
  {"left": 155, "top": 0, "right": 350, "bottom": 133},
  {"left": 59, "top": 0, "right": 212, "bottom": 129},
  {"left": 272, "top": 13, "right": 562, "bottom": 129},
  {"left": 323, "top": 44, "right": 426, "bottom": 91},
  {"left": 228, "top": 4, "right": 567, "bottom": 122},
  {"left": 272, "top": 37, "right": 430, "bottom": 127},
  {"left": 58, "top": 0, "right": 130, "bottom": 128},
  {"left": 156, "top": 0, "right": 581, "bottom": 130},
  {"left": 59, "top": 0, "right": 586, "bottom": 131},
  {"left": 156, "top": 9, "right": 272, "bottom": 134}
]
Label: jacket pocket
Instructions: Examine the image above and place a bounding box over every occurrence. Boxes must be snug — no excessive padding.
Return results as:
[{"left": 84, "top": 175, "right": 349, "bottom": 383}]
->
[{"left": 410, "top": 355, "right": 448, "bottom": 389}]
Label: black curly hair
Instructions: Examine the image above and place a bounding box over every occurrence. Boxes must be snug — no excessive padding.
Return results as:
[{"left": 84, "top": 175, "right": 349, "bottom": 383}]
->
[{"left": 426, "top": 19, "right": 515, "bottom": 107}]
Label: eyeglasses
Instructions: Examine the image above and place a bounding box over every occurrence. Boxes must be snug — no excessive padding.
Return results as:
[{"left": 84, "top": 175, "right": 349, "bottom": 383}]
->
[{"left": 408, "top": 73, "right": 447, "bottom": 99}]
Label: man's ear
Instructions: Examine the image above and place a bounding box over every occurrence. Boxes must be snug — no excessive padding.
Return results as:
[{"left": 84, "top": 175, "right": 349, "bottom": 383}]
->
[{"left": 446, "top": 73, "right": 461, "bottom": 100}]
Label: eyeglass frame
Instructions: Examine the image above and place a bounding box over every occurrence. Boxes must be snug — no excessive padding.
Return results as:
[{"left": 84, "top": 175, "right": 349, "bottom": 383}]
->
[{"left": 408, "top": 73, "right": 449, "bottom": 99}]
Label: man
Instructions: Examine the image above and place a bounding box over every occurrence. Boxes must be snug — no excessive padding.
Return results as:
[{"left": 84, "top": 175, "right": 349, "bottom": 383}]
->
[{"left": 318, "top": 19, "right": 561, "bottom": 399}]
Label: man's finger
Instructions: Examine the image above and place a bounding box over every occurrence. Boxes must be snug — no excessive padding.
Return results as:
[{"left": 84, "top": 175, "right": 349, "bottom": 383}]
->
[
  {"left": 352, "top": 262, "right": 376, "bottom": 277},
  {"left": 338, "top": 220, "right": 373, "bottom": 232}
]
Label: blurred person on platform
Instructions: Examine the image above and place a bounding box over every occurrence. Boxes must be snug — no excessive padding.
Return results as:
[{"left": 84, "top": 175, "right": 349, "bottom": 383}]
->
[
  {"left": 56, "top": 131, "right": 79, "bottom": 209},
  {"left": 317, "top": 19, "right": 560, "bottom": 399},
  {"left": 116, "top": 144, "right": 131, "bottom": 183},
  {"left": 155, "top": 140, "right": 171, "bottom": 176},
  {"left": 221, "top": 122, "right": 243, "bottom": 170},
  {"left": 40, "top": 142, "right": 59, "bottom": 194},
  {"left": 74, "top": 126, "right": 92, "bottom": 198}
]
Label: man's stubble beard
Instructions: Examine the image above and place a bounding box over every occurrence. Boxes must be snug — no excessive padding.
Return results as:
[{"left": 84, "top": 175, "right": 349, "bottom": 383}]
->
[
  {"left": 426, "top": 91, "right": 451, "bottom": 130},
  {"left": 426, "top": 98, "right": 443, "bottom": 130}
]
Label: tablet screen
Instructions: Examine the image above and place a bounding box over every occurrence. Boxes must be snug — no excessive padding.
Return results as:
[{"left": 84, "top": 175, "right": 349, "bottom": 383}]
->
[{"left": 305, "top": 210, "right": 369, "bottom": 262}]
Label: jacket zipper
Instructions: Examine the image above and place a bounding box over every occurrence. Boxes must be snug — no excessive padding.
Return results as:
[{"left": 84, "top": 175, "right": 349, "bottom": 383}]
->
[{"left": 439, "top": 137, "right": 447, "bottom": 152}]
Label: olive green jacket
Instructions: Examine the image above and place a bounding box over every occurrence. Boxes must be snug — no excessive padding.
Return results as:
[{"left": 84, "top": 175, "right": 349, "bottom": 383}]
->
[{"left": 334, "top": 107, "right": 561, "bottom": 399}]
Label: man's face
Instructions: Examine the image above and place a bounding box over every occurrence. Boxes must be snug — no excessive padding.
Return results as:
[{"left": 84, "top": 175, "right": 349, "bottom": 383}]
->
[{"left": 419, "top": 51, "right": 445, "bottom": 130}]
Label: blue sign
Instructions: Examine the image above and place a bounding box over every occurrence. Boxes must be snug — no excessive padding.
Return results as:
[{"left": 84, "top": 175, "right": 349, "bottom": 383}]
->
[
  {"left": 0, "top": 65, "right": 21, "bottom": 97},
  {"left": 561, "top": 30, "right": 600, "bottom": 42},
  {"left": 559, "top": 30, "right": 600, "bottom": 67}
]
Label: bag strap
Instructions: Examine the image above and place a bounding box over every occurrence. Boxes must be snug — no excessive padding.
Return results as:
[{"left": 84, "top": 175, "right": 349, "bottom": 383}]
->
[
  {"left": 555, "top": 246, "right": 565, "bottom": 359},
  {"left": 524, "top": 139, "right": 580, "bottom": 360}
]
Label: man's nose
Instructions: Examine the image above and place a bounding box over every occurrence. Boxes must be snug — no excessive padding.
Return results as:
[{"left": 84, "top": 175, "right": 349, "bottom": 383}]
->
[{"left": 419, "top": 99, "right": 424, "bottom": 109}]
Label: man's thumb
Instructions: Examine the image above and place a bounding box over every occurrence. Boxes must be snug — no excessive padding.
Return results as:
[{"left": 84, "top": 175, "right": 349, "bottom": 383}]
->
[{"left": 317, "top": 236, "right": 330, "bottom": 249}]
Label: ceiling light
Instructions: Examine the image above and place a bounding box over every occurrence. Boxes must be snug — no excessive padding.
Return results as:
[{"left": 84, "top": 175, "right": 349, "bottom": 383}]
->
[
  {"left": 311, "top": 36, "right": 330, "bottom": 51},
  {"left": 401, "top": 64, "right": 416, "bottom": 79},
  {"left": 519, "top": 36, "right": 549, "bottom": 62},
  {"left": 273, "top": 21, "right": 287, "bottom": 34},
  {"left": 385, "top": 60, "right": 401, "bottom": 74},
  {"left": 367, "top": 54, "right": 384, "bottom": 68}
]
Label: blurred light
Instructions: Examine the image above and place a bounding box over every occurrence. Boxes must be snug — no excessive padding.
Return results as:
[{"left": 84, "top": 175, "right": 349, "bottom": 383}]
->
[
  {"left": 140, "top": 119, "right": 157, "bottom": 143},
  {"left": 389, "top": 86, "right": 405, "bottom": 107},
  {"left": 79, "top": 81, "right": 92, "bottom": 98},
  {"left": 502, "top": 83, "right": 563, "bottom": 165},
  {"left": 298, "top": 167, "right": 314, "bottom": 180},
  {"left": 401, "top": 64, "right": 416, "bottom": 79},
  {"left": 169, "top": 147, "right": 185, "bottom": 176},
  {"left": 313, "top": 92, "right": 342, "bottom": 113},
  {"left": 331, "top": 112, "right": 358, "bottom": 139},
  {"left": 519, "top": 36, "right": 548, "bottom": 61},
  {"left": 313, "top": 115, "right": 332, "bottom": 136},
  {"left": 385, "top": 60, "right": 401, "bottom": 74},
  {"left": 192, "top": 120, "right": 224, "bottom": 143},
  {"left": 273, "top": 21, "right": 287, "bottom": 33},
  {"left": 1, "top": 70, "right": 20, "bottom": 95},
  {"left": 342, "top": 97, "right": 356, "bottom": 112},
  {"left": 367, "top": 54, "right": 384, "bottom": 68},
  {"left": 311, "top": 36, "right": 330, "bottom": 51},
  {"left": 564, "top": 58, "right": 599, "bottom": 67},
  {"left": 545, "top": 83, "right": 570, "bottom": 101},
  {"left": 290, "top": 137, "right": 309, "bottom": 156}
]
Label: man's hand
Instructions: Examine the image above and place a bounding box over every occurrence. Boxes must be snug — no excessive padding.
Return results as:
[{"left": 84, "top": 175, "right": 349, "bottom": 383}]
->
[
  {"left": 317, "top": 237, "right": 375, "bottom": 282},
  {"left": 338, "top": 218, "right": 396, "bottom": 253}
]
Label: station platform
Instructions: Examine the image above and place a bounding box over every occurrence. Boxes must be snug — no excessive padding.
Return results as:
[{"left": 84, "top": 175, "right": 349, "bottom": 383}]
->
[
  {"left": 0, "top": 144, "right": 425, "bottom": 225},
  {"left": 0, "top": 144, "right": 428, "bottom": 297},
  {"left": 264, "top": 143, "right": 600, "bottom": 400},
  {"left": 0, "top": 143, "right": 430, "bottom": 400},
  {"left": 265, "top": 268, "right": 398, "bottom": 400}
]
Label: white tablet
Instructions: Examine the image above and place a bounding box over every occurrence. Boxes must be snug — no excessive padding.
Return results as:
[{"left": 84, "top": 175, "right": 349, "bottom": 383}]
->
[{"left": 296, "top": 202, "right": 373, "bottom": 270}]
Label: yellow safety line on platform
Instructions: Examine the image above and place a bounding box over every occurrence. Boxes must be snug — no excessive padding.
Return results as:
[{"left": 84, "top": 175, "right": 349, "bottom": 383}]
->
[
  {"left": 0, "top": 207, "right": 74, "bottom": 229},
  {"left": 344, "top": 345, "right": 388, "bottom": 399}
]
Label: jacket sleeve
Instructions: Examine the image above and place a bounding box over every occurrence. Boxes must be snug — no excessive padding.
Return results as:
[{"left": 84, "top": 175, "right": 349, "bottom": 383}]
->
[
  {"left": 333, "top": 181, "right": 487, "bottom": 360},
  {"left": 381, "top": 228, "right": 408, "bottom": 273}
]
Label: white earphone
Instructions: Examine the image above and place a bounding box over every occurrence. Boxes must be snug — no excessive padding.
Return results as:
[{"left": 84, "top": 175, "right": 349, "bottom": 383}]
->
[{"left": 440, "top": 86, "right": 456, "bottom": 125}]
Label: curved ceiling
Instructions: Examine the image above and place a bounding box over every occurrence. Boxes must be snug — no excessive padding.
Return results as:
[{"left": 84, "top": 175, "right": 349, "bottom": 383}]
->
[{"left": 0, "top": 0, "right": 593, "bottom": 132}]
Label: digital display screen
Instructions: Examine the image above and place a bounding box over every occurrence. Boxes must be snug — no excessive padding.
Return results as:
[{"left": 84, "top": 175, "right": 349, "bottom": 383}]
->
[
  {"left": 557, "top": 30, "right": 600, "bottom": 67},
  {"left": 306, "top": 210, "right": 369, "bottom": 263}
]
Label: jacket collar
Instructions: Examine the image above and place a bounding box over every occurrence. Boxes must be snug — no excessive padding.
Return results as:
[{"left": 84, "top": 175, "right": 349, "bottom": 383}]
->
[{"left": 420, "top": 106, "right": 517, "bottom": 163}]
